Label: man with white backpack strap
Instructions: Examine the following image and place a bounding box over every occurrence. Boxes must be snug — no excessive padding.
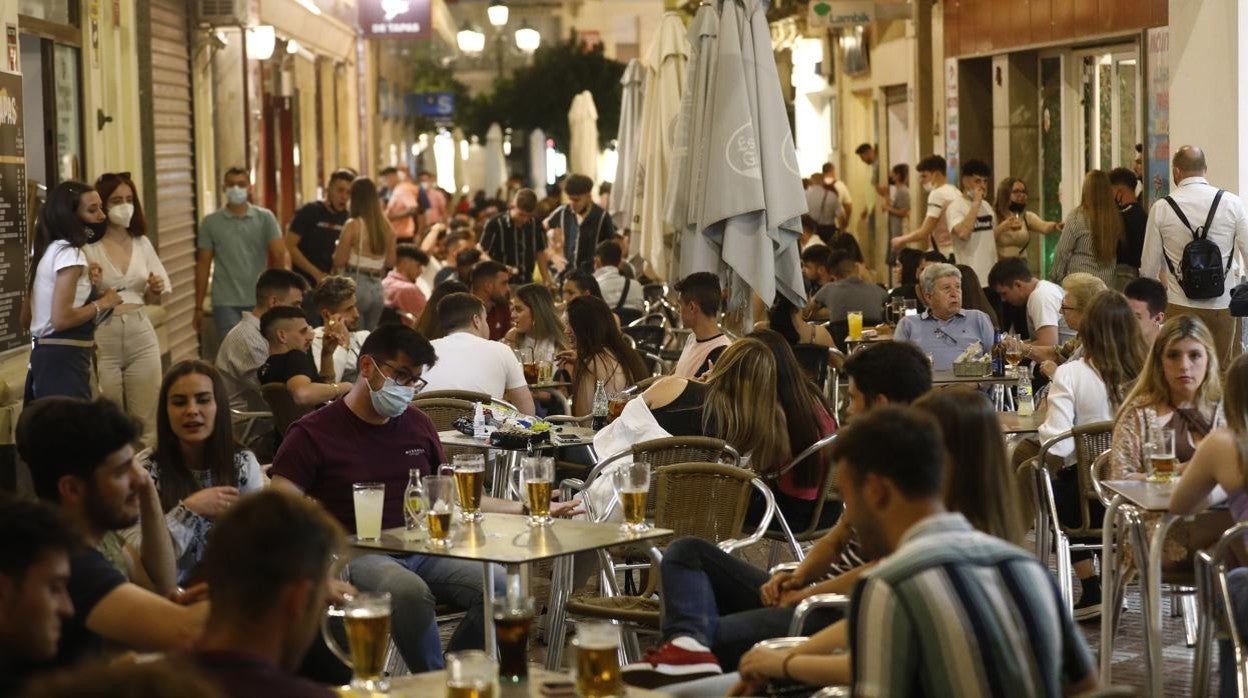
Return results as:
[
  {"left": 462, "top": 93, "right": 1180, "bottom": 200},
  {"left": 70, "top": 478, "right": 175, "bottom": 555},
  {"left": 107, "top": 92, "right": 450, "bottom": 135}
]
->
[{"left": 1141, "top": 146, "right": 1248, "bottom": 362}]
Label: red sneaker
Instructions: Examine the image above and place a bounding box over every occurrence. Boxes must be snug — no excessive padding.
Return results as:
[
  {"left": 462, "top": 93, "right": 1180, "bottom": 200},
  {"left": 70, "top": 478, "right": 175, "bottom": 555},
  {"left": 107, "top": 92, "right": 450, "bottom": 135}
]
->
[{"left": 622, "top": 639, "right": 722, "bottom": 688}]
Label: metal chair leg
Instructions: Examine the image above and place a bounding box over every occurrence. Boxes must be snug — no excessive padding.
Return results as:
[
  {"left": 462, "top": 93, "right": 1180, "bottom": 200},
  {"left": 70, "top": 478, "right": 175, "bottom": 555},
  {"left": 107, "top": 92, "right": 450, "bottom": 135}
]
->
[
  {"left": 1180, "top": 592, "right": 1200, "bottom": 648},
  {"left": 766, "top": 540, "right": 782, "bottom": 569},
  {"left": 383, "top": 641, "right": 408, "bottom": 678},
  {"left": 622, "top": 627, "right": 644, "bottom": 664},
  {"left": 1056, "top": 533, "right": 1073, "bottom": 612}
]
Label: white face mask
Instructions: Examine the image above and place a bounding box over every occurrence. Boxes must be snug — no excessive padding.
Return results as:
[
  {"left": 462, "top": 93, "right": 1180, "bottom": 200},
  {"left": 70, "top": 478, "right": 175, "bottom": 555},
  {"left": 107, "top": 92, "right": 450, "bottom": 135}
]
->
[
  {"left": 108, "top": 203, "right": 135, "bottom": 229},
  {"left": 922, "top": 181, "right": 934, "bottom": 193},
  {"left": 225, "top": 186, "right": 249, "bottom": 206}
]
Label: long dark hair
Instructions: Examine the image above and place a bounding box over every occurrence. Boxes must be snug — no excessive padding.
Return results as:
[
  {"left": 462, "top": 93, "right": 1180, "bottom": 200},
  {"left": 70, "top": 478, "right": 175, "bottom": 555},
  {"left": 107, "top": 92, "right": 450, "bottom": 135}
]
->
[
  {"left": 30, "top": 181, "right": 94, "bottom": 292},
  {"left": 94, "top": 172, "right": 147, "bottom": 238},
  {"left": 414, "top": 280, "right": 469, "bottom": 340},
  {"left": 1079, "top": 291, "right": 1146, "bottom": 409},
  {"left": 768, "top": 294, "right": 803, "bottom": 346},
  {"left": 748, "top": 329, "right": 833, "bottom": 489},
  {"left": 153, "top": 361, "right": 241, "bottom": 514},
  {"left": 956, "top": 264, "right": 999, "bottom": 327},
  {"left": 564, "top": 270, "right": 604, "bottom": 300},
  {"left": 566, "top": 295, "right": 647, "bottom": 391}
]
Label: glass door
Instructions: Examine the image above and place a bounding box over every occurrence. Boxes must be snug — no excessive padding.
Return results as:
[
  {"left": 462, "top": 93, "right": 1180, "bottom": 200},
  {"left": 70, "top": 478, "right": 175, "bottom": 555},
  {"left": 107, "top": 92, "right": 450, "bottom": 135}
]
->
[{"left": 1076, "top": 47, "right": 1141, "bottom": 174}]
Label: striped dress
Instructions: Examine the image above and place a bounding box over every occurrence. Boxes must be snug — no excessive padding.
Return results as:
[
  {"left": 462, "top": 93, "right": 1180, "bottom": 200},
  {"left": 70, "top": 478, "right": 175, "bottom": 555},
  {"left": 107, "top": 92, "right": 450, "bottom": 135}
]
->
[{"left": 849, "top": 513, "right": 1094, "bottom": 697}]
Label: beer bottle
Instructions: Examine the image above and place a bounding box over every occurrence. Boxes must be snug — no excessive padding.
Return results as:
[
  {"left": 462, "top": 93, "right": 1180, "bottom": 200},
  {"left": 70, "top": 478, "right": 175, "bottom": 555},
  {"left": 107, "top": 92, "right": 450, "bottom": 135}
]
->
[
  {"left": 592, "top": 380, "right": 609, "bottom": 430},
  {"left": 991, "top": 330, "right": 1006, "bottom": 377}
]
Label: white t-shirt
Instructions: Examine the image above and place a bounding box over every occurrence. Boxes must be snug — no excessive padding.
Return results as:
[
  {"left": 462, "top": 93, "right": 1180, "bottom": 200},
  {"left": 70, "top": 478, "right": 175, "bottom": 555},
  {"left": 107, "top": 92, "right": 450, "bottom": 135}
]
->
[
  {"left": 84, "top": 236, "right": 172, "bottom": 306},
  {"left": 417, "top": 258, "right": 441, "bottom": 298},
  {"left": 311, "top": 327, "right": 370, "bottom": 382},
  {"left": 423, "top": 331, "right": 527, "bottom": 399},
  {"left": 1038, "top": 358, "right": 1115, "bottom": 464},
  {"left": 1026, "top": 279, "right": 1076, "bottom": 344},
  {"left": 924, "top": 183, "right": 961, "bottom": 255},
  {"left": 944, "top": 196, "right": 998, "bottom": 284},
  {"left": 31, "top": 240, "right": 92, "bottom": 338}
]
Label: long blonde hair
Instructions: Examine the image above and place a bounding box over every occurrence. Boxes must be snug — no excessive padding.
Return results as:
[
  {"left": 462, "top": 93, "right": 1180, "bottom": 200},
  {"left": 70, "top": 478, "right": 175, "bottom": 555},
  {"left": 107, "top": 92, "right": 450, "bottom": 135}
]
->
[
  {"left": 1080, "top": 170, "right": 1124, "bottom": 265},
  {"left": 1223, "top": 356, "right": 1248, "bottom": 482},
  {"left": 348, "top": 177, "right": 391, "bottom": 256},
  {"left": 703, "top": 338, "right": 789, "bottom": 476},
  {"left": 1078, "top": 291, "right": 1147, "bottom": 409},
  {"left": 1117, "top": 315, "right": 1222, "bottom": 418},
  {"left": 514, "top": 284, "right": 568, "bottom": 351}
]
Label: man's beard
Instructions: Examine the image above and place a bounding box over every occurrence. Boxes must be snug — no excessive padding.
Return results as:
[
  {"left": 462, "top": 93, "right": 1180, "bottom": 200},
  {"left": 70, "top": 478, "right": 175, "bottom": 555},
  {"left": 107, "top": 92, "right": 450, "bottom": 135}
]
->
[
  {"left": 86, "top": 485, "right": 139, "bottom": 531},
  {"left": 853, "top": 508, "right": 890, "bottom": 561}
]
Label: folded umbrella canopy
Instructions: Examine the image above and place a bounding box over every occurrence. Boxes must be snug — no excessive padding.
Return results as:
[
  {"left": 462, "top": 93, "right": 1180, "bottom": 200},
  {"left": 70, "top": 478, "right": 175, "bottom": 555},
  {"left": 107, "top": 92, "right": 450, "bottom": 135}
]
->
[
  {"left": 528, "top": 128, "right": 547, "bottom": 191},
  {"left": 611, "top": 59, "right": 646, "bottom": 232},
  {"left": 484, "top": 123, "right": 508, "bottom": 201},
  {"left": 465, "top": 135, "right": 486, "bottom": 198},
  {"left": 568, "top": 91, "right": 600, "bottom": 179}
]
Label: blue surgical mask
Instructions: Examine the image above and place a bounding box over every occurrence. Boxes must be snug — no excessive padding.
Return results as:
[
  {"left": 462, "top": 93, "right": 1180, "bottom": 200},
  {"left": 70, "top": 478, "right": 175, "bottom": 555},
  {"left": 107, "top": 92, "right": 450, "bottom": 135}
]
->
[
  {"left": 369, "top": 374, "right": 415, "bottom": 418},
  {"left": 225, "top": 186, "right": 249, "bottom": 206}
]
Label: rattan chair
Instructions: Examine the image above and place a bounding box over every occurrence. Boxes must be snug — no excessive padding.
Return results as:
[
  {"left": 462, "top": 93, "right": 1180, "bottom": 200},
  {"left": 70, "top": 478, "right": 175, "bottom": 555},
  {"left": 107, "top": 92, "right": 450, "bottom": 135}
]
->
[
  {"left": 411, "top": 397, "right": 481, "bottom": 462},
  {"left": 790, "top": 344, "right": 845, "bottom": 407},
  {"left": 623, "top": 324, "right": 667, "bottom": 355},
  {"left": 546, "top": 462, "right": 777, "bottom": 668},
  {"left": 230, "top": 407, "right": 272, "bottom": 452},
  {"left": 260, "top": 383, "right": 313, "bottom": 436},
  {"left": 413, "top": 389, "right": 519, "bottom": 412},
  {"left": 1021, "top": 420, "right": 1114, "bottom": 612},
  {"left": 763, "top": 433, "right": 839, "bottom": 566}
]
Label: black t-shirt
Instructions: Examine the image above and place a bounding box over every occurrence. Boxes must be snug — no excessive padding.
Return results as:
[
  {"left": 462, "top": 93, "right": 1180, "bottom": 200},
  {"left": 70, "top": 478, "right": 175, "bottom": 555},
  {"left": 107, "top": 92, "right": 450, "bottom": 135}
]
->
[
  {"left": 651, "top": 380, "right": 709, "bottom": 437},
  {"left": 258, "top": 350, "right": 319, "bottom": 386},
  {"left": 290, "top": 202, "right": 349, "bottom": 283},
  {"left": 1117, "top": 201, "right": 1148, "bottom": 268},
  {"left": 55, "top": 546, "right": 126, "bottom": 667}
]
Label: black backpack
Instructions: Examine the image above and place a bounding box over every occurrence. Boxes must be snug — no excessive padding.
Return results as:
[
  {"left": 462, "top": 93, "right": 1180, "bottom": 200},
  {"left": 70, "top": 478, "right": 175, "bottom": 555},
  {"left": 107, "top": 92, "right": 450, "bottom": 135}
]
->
[{"left": 1163, "top": 190, "right": 1230, "bottom": 300}]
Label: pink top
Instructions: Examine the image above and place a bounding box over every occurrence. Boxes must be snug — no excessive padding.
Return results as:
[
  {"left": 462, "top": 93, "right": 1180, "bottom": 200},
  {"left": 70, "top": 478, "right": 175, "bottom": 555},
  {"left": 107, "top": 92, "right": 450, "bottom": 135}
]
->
[
  {"left": 382, "top": 270, "right": 427, "bottom": 318},
  {"left": 778, "top": 406, "right": 837, "bottom": 500}
]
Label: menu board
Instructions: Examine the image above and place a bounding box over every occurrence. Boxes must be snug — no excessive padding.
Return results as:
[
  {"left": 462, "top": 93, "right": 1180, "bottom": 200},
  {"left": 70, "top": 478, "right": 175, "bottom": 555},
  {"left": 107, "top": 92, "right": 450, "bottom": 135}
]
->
[{"left": 0, "top": 70, "right": 27, "bottom": 352}]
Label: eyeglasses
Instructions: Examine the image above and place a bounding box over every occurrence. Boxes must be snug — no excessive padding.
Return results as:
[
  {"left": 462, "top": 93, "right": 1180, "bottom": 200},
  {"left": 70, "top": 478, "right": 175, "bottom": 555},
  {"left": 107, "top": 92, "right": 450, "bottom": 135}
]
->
[
  {"left": 378, "top": 360, "right": 426, "bottom": 390},
  {"left": 932, "top": 327, "right": 959, "bottom": 345}
]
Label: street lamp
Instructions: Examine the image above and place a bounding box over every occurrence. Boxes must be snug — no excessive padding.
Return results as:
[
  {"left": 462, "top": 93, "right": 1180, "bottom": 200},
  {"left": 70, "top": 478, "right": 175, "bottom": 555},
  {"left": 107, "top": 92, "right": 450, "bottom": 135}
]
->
[
  {"left": 487, "top": 1, "right": 509, "bottom": 28},
  {"left": 457, "top": 22, "right": 485, "bottom": 54},
  {"left": 514, "top": 21, "right": 541, "bottom": 53}
]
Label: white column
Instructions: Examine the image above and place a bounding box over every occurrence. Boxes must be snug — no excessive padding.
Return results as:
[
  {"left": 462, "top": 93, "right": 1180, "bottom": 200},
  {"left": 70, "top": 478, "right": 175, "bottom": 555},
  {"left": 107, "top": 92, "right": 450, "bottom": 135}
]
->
[{"left": 1168, "top": 0, "right": 1248, "bottom": 192}]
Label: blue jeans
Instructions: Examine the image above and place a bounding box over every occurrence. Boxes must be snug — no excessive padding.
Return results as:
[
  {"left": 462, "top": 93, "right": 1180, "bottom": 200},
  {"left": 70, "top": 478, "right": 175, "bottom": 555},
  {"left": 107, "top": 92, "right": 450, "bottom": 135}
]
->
[
  {"left": 211, "top": 305, "right": 251, "bottom": 340},
  {"left": 1220, "top": 567, "right": 1248, "bottom": 696},
  {"left": 659, "top": 537, "right": 841, "bottom": 670},
  {"left": 348, "top": 553, "right": 506, "bottom": 671}
]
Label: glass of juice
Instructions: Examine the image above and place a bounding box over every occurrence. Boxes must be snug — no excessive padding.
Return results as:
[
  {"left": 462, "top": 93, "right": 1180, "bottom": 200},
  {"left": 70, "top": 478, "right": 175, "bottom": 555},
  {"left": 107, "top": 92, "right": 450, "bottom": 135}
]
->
[{"left": 351, "top": 482, "right": 385, "bottom": 542}]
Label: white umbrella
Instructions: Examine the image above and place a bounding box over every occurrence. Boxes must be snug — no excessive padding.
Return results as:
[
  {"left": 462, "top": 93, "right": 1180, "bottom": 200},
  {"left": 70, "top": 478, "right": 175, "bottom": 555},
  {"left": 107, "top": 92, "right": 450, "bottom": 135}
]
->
[
  {"left": 633, "top": 13, "right": 691, "bottom": 280},
  {"left": 465, "top": 135, "right": 486, "bottom": 198},
  {"left": 451, "top": 127, "right": 467, "bottom": 198},
  {"left": 684, "top": 0, "right": 807, "bottom": 310},
  {"left": 528, "top": 128, "right": 548, "bottom": 190},
  {"left": 484, "top": 123, "right": 508, "bottom": 200},
  {"left": 568, "top": 91, "right": 600, "bottom": 179},
  {"left": 610, "top": 59, "right": 646, "bottom": 231}
]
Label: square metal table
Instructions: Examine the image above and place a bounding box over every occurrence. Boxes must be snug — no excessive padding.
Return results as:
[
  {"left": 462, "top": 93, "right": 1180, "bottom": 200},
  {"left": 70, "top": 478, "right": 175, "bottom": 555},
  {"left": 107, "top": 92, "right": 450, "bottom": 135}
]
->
[
  {"left": 439, "top": 427, "right": 597, "bottom": 499},
  {"left": 348, "top": 665, "right": 670, "bottom": 696},
  {"left": 998, "top": 410, "right": 1043, "bottom": 435},
  {"left": 352, "top": 514, "right": 672, "bottom": 664},
  {"left": 930, "top": 368, "right": 1022, "bottom": 386},
  {"left": 1098, "top": 480, "right": 1216, "bottom": 696}
]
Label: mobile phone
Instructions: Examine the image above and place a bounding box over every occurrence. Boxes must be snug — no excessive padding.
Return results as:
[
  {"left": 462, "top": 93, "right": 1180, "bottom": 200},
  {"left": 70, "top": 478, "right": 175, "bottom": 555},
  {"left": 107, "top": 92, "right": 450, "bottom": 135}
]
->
[{"left": 539, "top": 680, "right": 576, "bottom": 697}]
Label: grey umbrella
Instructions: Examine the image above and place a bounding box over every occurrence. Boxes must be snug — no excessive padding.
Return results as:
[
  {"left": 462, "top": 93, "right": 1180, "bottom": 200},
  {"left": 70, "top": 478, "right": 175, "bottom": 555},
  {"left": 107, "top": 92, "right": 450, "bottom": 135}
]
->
[{"left": 611, "top": 59, "right": 646, "bottom": 232}]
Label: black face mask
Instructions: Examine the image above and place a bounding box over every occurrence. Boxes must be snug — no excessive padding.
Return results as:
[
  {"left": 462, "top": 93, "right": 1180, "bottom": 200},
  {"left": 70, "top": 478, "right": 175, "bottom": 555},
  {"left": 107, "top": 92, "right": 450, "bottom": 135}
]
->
[
  {"left": 86, "top": 220, "right": 108, "bottom": 241},
  {"left": 1008, "top": 201, "right": 1027, "bottom": 214}
]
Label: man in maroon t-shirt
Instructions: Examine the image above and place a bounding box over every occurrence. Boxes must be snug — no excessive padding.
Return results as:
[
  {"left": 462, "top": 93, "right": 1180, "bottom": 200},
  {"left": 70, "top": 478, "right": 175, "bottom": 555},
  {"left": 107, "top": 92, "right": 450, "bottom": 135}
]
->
[{"left": 269, "top": 325, "right": 573, "bottom": 672}]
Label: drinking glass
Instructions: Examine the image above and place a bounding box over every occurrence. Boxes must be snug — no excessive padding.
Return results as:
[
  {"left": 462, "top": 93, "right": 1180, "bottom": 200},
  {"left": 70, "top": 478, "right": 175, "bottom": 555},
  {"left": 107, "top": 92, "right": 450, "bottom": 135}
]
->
[
  {"left": 847, "top": 310, "right": 864, "bottom": 340},
  {"left": 574, "top": 622, "right": 622, "bottom": 698},
  {"left": 422, "top": 475, "right": 456, "bottom": 548},
  {"left": 607, "top": 393, "right": 632, "bottom": 423},
  {"left": 446, "top": 650, "right": 499, "bottom": 698},
  {"left": 1146, "top": 427, "right": 1177, "bottom": 484},
  {"left": 516, "top": 347, "right": 538, "bottom": 384},
  {"left": 613, "top": 461, "right": 650, "bottom": 533},
  {"left": 521, "top": 456, "right": 554, "bottom": 526},
  {"left": 1003, "top": 332, "right": 1024, "bottom": 371},
  {"left": 321, "top": 591, "right": 391, "bottom": 692},
  {"left": 904, "top": 299, "right": 917, "bottom": 317},
  {"left": 889, "top": 298, "right": 906, "bottom": 326},
  {"left": 351, "top": 482, "right": 385, "bottom": 542},
  {"left": 492, "top": 596, "right": 535, "bottom": 682},
  {"left": 452, "top": 453, "right": 486, "bottom": 521}
]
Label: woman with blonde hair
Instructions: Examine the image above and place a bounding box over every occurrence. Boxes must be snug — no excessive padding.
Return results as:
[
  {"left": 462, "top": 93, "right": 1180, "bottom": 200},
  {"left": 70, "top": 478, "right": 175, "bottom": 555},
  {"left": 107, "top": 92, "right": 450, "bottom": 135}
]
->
[
  {"left": 1048, "top": 170, "right": 1124, "bottom": 287},
  {"left": 332, "top": 177, "right": 397, "bottom": 330},
  {"left": 1014, "top": 272, "right": 1109, "bottom": 378}
]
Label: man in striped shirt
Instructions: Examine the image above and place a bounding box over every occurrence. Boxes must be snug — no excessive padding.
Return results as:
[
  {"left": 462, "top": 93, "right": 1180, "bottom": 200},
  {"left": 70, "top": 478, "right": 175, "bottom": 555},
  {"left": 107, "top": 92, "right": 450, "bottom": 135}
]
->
[
  {"left": 733, "top": 407, "right": 1096, "bottom": 696},
  {"left": 479, "top": 189, "right": 551, "bottom": 285}
]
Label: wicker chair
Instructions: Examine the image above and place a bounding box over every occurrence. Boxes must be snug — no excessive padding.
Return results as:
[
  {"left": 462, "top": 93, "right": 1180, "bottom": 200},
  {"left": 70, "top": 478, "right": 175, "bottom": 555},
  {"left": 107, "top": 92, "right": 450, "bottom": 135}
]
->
[
  {"left": 260, "top": 383, "right": 312, "bottom": 436},
  {"left": 413, "top": 389, "right": 519, "bottom": 412},
  {"left": 411, "top": 397, "right": 481, "bottom": 462},
  {"left": 763, "top": 433, "right": 840, "bottom": 566},
  {"left": 1021, "top": 420, "right": 1114, "bottom": 612},
  {"left": 546, "top": 462, "right": 776, "bottom": 668}
]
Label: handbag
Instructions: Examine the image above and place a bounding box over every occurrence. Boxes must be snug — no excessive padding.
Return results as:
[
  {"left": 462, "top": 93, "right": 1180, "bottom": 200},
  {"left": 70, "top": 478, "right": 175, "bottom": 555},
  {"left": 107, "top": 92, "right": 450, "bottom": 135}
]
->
[{"left": 1230, "top": 281, "right": 1248, "bottom": 317}]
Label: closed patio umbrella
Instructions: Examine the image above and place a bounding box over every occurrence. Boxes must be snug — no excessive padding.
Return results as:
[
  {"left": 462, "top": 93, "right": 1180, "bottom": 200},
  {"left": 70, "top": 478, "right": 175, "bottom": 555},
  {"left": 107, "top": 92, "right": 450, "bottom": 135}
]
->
[
  {"left": 568, "top": 91, "right": 600, "bottom": 179},
  {"left": 611, "top": 59, "right": 646, "bottom": 231},
  {"left": 484, "top": 123, "right": 507, "bottom": 200},
  {"left": 528, "top": 128, "right": 548, "bottom": 190},
  {"left": 465, "top": 135, "right": 486, "bottom": 199}
]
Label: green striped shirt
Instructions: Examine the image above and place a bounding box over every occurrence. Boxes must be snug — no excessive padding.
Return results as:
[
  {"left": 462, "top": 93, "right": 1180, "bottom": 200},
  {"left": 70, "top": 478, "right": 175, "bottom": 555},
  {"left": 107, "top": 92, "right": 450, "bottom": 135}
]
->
[{"left": 849, "top": 513, "right": 1094, "bottom": 697}]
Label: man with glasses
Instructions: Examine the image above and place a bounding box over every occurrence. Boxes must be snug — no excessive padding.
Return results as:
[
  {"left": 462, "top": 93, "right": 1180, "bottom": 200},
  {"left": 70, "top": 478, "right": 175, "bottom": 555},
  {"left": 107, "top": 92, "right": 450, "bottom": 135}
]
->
[
  {"left": 270, "top": 324, "right": 572, "bottom": 672},
  {"left": 894, "top": 263, "right": 996, "bottom": 370},
  {"left": 217, "top": 269, "right": 309, "bottom": 412}
]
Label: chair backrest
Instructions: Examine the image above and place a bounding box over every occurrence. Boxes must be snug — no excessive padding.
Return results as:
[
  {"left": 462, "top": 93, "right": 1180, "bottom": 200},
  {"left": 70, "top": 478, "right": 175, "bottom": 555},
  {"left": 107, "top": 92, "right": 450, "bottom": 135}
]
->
[
  {"left": 642, "top": 283, "right": 669, "bottom": 307},
  {"left": 769, "top": 432, "right": 839, "bottom": 539},
  {"left": 415, "top": 389, "right": 492, "bottom": 404},
  {"left": 1070, "top": 420, "right": 1116, "bottom": 534},
  {"left": 622, "top": 376, "right": 660, "bottom": 395},
  {"left": 614, "top": 307, "right": 644, "bottom": 326},
  {"left": 412, "top": 397, "right": 480, "bottom": 461},
  {"left": 260, "top": 383, "right": 312, "bottom": 436},
  {"left": 630, "top": 312, "right": 669, "bottom": 329},
  {"left": 791, "top": 343, "right": 830, "bottom": 387},
  {"left": 622, "top": 325, "right": 667, "bottom": 355},
  {"left": 654, "top": 462, "right": 756, "bottom": 544}
]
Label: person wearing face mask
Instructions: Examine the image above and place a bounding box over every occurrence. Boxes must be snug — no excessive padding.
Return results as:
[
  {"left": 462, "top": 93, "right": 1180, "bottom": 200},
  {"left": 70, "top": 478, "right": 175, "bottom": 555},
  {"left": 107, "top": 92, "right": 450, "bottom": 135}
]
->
[
  {"left": 24, "top": 181, "right": 124, "bottom": 403},
  {"left": 84, "top": 172, "right": 172, "bottom": 447},
  {"left": 1108, "top": 167, "right": 1148, "bottom": 289},
  {"left": 195, "top": 167, "right": 290, "bottom": 342},
  {"left": 269, "top": 324, "right": 578, "bottom": 672},
  {"left": 889, "top": 155, "right": 960, "bottom": 258},
  {"left": 120, "top": 361, "right": 263, "bottom": 584},
  {"left": 544, "top": 174, "right": 617, "bottom": 275},
  {"left": 990, "top": 176, "right": 1063, "bottom": 260}
]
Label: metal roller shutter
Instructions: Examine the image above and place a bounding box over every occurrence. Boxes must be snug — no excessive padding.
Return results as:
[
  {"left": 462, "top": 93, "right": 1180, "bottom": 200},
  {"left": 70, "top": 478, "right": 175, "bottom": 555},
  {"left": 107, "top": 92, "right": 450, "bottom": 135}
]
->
[{"left": 143, "top": 0, "right": 198, "bottom": 363}]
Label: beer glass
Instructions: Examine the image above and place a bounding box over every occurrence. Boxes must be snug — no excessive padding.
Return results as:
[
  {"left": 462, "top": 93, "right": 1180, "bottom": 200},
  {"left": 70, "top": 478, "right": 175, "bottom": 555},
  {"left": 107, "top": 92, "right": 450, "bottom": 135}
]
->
[
  {"left": 1146, "top": 427, "right": 1177, "bottom": 484},
  {"left": 847, "top": 310, "right": 864, "bottom": 340},
  {"left": 446, "top": 650, "right": 498, "bottom": 698},
  {"left": 492, "top": 596, "right": 535, "bottom": 682},
  {"left": 452, "top": 454, "right": 486, "bottom": 521},
  {"left": 613, "top": 461, "right": 650, "bottom": 533},
  {"left": 423, "top": 475, "right": 456, "bottom": 548},
  {"left": 351, "top": 482, "right": 385, "bottom": 542},
  {"left": 322, "top": 591, "right": 391, "bottom": 692},
  {"left": 521, "top": 456, "right": 554, "bottom": 526},
  {"left": 574, "top": 622, "right": 622, "bottom": 698},
  {"left": 1004, "top": 332, "right": 1024, "bottom": 371}
]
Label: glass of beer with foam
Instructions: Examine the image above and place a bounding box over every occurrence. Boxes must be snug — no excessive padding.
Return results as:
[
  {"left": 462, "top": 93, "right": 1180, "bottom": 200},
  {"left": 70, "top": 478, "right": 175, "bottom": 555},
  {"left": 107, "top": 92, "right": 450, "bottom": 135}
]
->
[
  {"left": 521, "top": 456, "right": 554, "bottom": 526},
  {"left": 423, "top": 475, "right": 456, "bottom": 548},
  {"left": 574, "top": 622, "right": 622, "bottom": 697},
  {"left": 321, "top": 591, "right": 391, "bottom": 692},
  {"left": 452, "top": 454, "right": 486, "bottom": 521},
  {"left": 446, "top": 650, "right": 498, "bottom": 698},
  {"left": 1146, "top": 427, "right": 1177, "bottom": 484},
  {"left": 612, "top": 461, "right": 650, "bottom": 533}
]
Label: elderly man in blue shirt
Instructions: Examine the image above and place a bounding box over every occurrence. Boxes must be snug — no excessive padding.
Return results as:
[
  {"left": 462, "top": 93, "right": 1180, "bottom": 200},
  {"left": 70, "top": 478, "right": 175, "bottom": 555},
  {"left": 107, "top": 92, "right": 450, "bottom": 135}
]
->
[{"left": 894, "top": 262, "right": 996, "bottom": 370}]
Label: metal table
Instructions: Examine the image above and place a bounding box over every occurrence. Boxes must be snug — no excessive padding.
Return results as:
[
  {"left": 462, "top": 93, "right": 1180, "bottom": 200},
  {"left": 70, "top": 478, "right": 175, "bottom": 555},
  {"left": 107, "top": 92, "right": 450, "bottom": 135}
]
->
[
  {"left": 1098, "top": 480, "right": 1216, "bottom": 696},
  {"left": 439, "top": 427, "right": 597, "bottom": 499},
  {"left": 930, "top": 368, "right": 1022, "bottom": 386},
  {"left": 998, "top": 410, "right": 1043, "bottom": 435},
  {"left": 528, "top": 381, "right": 572, "bottom": 390},
  {"left": 342, "top": 665, "right": 670, "bottom": 696},
  {"left": 352, "top": 514, "right": 671, "bottom": 665}
]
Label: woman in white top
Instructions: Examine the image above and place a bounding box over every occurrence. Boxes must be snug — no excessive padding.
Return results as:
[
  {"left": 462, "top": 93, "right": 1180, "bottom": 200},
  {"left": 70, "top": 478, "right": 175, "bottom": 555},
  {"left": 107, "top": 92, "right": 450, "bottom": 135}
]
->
[
  {"left": 1036, "top": 290, "right": 1146, "bottom": 618},
  {"left": 84, "top": 172, "right": 172, "bottom": 446},
  {"left": 504, "top": 283, "right": 568, "bottom": 361},
  {"left": 333, "top": 176, "right": 396, "bottom": 331},
  {"left": 24, "top": 181, "right": 123, "bottom": 404}
]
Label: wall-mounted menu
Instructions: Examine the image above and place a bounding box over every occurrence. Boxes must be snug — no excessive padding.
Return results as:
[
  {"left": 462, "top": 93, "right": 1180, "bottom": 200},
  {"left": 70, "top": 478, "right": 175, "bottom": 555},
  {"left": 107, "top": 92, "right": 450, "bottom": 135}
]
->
[{"left": 0, "top": 71, "right": 27, "bottom": 353}]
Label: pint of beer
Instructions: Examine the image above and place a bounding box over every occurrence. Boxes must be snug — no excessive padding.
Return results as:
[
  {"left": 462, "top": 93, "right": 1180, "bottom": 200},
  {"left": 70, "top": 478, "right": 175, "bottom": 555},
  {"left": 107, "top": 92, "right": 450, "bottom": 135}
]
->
[
  {"left": 321, "top": 592, "right": 392, "bottom": 692},
  {"left": 423, "top": 475, "right": 456, "bottom": 548},
  {"left": 1147, "top": 427, "right": 1177, "bottom": 484},
  {"left": 452, "top": 454, "right": 486, "bottom": 521},
  {"left": 521, "top": 456, "right": 554, "bottom": 526},
  {"left": 574, "top": 622, "right": 622, "bottom": 698},
  {"left": 447, "top": 650, "right": 498, "bottom": 698},
  {"left": 613, "top": 461, "right": 650, "bottom": 533}
]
